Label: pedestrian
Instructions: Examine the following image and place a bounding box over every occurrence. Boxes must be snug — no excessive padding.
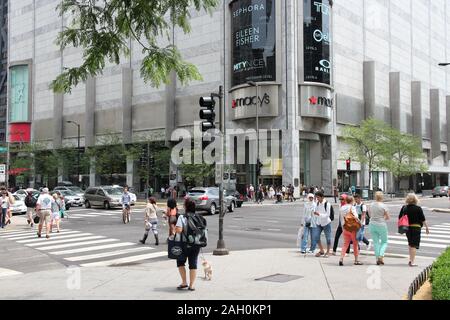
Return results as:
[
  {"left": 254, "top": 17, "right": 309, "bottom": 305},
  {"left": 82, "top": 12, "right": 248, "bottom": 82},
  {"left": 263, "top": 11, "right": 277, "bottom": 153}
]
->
[
  {"left": 139, "top": 197, "right": 160, "bottom": 245},
  {"left": 354, "top": 194, "right": 371, "bottom": 251},
  {"left": 332, "top": 194, "right": 350, "bottom": 256},
  {"left": 333, "top": 186, "right": 338, "bottom": 203},
  {"left": 300, "top": 194, "right": 316, "bottom": 254},
  {"left": 35, "top": 188, "right": 53, "bottom": 239},
  {"left": 311, "top": 191, "right": 332, "bottom": 258},
  {"left": 49, "top": 193, "right": 62, "bottom": 233},
  {"left": 368, "top": 191, "right": 390, "bottom": 265},
  {"left": 339, "top": 195, "right": 363, "bottom": 266},
  {"left": 25, "top": 189, "right": 37, "bottom": 228},
  {"left": 165, "top": 197, "right": 178, "bottom": 238},
  {"left": 160, "top": 186, "right": 165, "bottom": 199},
  {"left": 282, "top": 185, "right": 286, "bottom": 200},
  {"left": 257, "top": 185, "right": 264, "bottom": 204},
  {"left": 175, "top": 199, "right": 202, "bottom": 291},
  {"left": 1, "top": 190, "right": 11, "bottom": 228},
  {"left": 269, "top": 185, "right": 275, "bottom": 200},
  {"left": 399, "top": 193, "right": 430, "bottom": 267},
  {"left": 249, "top": 184, "right": 255, "bottom": 201}
]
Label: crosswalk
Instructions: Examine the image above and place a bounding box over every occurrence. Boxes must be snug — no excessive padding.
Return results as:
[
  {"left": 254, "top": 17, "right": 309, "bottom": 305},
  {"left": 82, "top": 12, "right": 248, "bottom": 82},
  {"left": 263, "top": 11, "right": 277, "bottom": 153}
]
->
[
  {"left": 0, "top": 228, "right": 167, "bottom": 268},
  {"left": 64, "top": 209, "right": 120, "bottom": 220},
  {"left": 369, "top": 223, "right": 450, "bottom": 256}
]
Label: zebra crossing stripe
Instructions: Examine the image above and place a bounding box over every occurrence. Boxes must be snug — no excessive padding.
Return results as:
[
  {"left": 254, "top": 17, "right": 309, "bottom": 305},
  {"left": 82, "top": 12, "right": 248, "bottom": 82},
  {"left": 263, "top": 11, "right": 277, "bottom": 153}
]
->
[
  {"left": 34, "top": 239, "right": 118, "bottom": 251},
  {"left": 83, "top": 212, "right": 115, "bottom": 216},
  {"left": 65, "top": 247, "right": 153, "bottom": 262},
  {"left": 0, "top": 229, "right": 38, "bottom": 236},
  {"left": 428, "top": 227, "right": 450, "bottom": 231},
  {"left": 79, "top": 252, "right": 167, "bottom": 267},
  {"left": 389, "top": 235, "right": 450, "bottom": 244},
  {"left": 50, "top": 242, "right": 136, "bottom": 255},
  {"left": 423, "top": 229, "right": 450, "bottom": 235},
  {"left": 421, "top": 234, "right": 450, "bottom": 239},
  {"left": 0, "top": 268, "right": 23, "bottom": 278},
  {"left": 1, "top": 230, "right": 80, "bottom": 240},
  {"left": 26, "top": 236, "right": 106, "bottom": 247},
  {"left": 70, "top": 214, "right": 101, "bottom": 218},
  {"left": 17, "top": 232, "right": 92, "bottom": 243},
  {"left": 383, "top": 239, "right": 448, "bottom": 249}
]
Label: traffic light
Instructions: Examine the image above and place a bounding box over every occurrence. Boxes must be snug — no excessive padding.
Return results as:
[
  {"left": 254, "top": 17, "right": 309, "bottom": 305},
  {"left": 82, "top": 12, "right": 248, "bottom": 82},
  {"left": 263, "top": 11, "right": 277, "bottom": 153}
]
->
[
  {"left": 346, "top": 158, "right": 351, "bottom": 174},
  {"left": 256, "top": 159, "right": 263, "bottom": 176},
  {"left": 199, "top": 96, "right": 216, "bottom": 132}
]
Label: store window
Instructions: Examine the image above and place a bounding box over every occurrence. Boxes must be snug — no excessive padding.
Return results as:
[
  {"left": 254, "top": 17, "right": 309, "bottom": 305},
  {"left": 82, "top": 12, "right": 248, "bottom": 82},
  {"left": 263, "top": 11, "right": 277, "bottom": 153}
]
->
[{"left": 10, "top": 65, "right": 29, "bottom": 122}]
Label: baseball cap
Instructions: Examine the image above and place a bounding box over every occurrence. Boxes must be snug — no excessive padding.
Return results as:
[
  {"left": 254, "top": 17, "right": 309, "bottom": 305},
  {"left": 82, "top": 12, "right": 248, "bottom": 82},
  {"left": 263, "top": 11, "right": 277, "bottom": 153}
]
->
[
  {"left": 307, "top": 193, "right": 315, "bottom": 198},
  {"left": 42, "top": 188, "right": 49, "bottom": 193}
]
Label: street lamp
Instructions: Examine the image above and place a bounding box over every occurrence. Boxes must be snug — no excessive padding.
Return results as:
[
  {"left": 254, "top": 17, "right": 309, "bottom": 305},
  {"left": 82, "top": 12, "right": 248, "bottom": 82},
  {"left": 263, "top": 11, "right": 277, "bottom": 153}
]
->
[
  {"left": 66, "top": 121, "right": 81, "bottom": 186},
  {"left": 247, "top": 81, "right": 260, "bottom": 189}
]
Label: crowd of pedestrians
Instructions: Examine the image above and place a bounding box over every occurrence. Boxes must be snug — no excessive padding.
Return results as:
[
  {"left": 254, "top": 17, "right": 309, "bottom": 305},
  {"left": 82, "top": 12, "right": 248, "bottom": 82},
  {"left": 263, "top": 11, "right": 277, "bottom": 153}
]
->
[
  {"left": 243, "top": 184, "right": 297, "bottom": 203},
  {"left": 299, "top": 191, "right": 430, "bottom": 267}
]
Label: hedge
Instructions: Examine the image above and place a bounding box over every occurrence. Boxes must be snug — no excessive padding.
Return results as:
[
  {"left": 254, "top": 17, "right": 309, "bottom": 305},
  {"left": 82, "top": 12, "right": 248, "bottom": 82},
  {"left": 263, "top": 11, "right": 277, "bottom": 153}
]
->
[{"left": 430, "top": 247, "right": 450, "bottom": 300}]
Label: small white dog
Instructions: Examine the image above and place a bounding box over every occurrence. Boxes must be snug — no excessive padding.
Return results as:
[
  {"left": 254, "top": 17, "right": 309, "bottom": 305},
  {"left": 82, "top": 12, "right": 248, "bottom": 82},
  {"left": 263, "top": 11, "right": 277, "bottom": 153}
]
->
[{"left": 202, "top": 259, "right": 213, "bottom": 280}]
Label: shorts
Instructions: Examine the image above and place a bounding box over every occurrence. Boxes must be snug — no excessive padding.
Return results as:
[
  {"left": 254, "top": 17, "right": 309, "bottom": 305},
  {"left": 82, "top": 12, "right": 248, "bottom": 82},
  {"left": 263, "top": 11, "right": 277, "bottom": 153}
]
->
[
  {"left": 38, "top": 210, "right": 51, "bottom": 224},
  {"left": 177, "top": 246, "right": 200, "bottom": 270},
  {"left": 406, "top": 227, "right": 422, "bottom": 249},
  {"left": 169, "top": 215, "right": 177, "bottom": 225},
  {"left": 51, "top": 212, "right": 60, "bottom": 221},
  {"left": 26, "top": 207, "right": 34, "bottom": 217}
]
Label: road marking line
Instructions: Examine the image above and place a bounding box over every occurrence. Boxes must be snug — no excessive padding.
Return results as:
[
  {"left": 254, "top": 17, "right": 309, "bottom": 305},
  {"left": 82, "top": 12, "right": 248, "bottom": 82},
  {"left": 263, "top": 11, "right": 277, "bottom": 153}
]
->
[
  {"left": 80, "top": 252, "right": 167, "bottom": 267},
  {"left": 65, "top": 247, "right": 153, "bottom": 262},
  {"left": 34, "top": 239, "right": 118, "bottom": 251},
  {"left": 81, "top": 212, "right": 115, "bottom": 216},
  {"left": 0, "top": 229, "right": 71, "bottom": 237},
  {"left": 0, "top": 268, "right": 23, "bottom": 278},
  {"left": 422, "top": 229, "right": 450, "bottom": 235},
  {"left": 66, "top": 216, "right": 83, "bottom": 219},
  {"left": 266, "top": 221, "right": 279, "bottom": 223},
  {"left": 389, "top": 235, "right": 450, "bottom": 244},
  {"left": 432, "top": 225, "right": 450, "bottom": 230},
  {"left": 420, "top": 234, "right": 450, "bottom": 239},
  {"left": 69, "top": 214, "right": 101, "bottom": 218},
  {"left": 49, "top": 242, "right": 136, "bottom": 255},
  {"left": 372, "top": 239, "right": 448, "bottom": 249},
  {"left": 267, "top": 229, "right": 281, "bottom": 232},
  {"left": 26, "top": 236, "right": 105, "bottom": 247},
  {"left": 16, "top": 232, "right": 91, "bottom": 243},
  {"left": 1, "top": 230, "right": 79, "bottom": 240},
  {"left": 428, "top": 227, "right": 450, "bottom": 232}
]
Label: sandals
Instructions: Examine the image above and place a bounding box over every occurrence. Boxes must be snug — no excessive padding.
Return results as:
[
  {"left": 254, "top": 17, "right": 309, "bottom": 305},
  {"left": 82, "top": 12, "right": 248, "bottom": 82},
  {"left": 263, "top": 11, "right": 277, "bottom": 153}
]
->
[
  {"left": 188, "top": 287, "right": 196, "bottom": 291},
  {"left": 339, "top": 260, "right": 344, "bottom": 266},
  {"left": 315, "top": 251, "right": 325, "bottom": 257},
  {"left": 408, "top": 262, "right": 418, "bottom": 267},
  {"left": 354, "top": 261, "right": 364, "bottom": 265},
  {"left": 177, "top": 285, "right": 188, "bottom": 290}
]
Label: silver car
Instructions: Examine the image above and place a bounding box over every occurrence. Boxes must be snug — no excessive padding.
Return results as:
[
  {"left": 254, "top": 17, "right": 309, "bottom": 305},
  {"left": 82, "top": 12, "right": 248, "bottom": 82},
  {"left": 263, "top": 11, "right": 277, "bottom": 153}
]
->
[
  {"left": 84, "top": 186, "right": 124, "bottom": 210},
  {"left": 187, "top": 187, "right": 236, "bottom": 215},
  {"left": 54, "top": 186, "right": 85, "bottom": 199},
  {"left": 58, "top": 190, "right": 84, "bottom": 208}
]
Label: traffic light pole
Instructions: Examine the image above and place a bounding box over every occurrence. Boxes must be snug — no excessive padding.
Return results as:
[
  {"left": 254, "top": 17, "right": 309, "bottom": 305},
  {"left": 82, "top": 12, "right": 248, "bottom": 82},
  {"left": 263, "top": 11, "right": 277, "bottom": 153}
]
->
[{"left": 213, "top": 85, "right": 229, "bottom": 256}]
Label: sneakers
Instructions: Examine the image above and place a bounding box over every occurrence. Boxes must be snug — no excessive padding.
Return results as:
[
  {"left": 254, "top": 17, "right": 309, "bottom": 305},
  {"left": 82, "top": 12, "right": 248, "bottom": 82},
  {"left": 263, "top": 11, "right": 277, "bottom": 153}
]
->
[{"left": 366, "top": 242, "right": 372, "bottom": 251}]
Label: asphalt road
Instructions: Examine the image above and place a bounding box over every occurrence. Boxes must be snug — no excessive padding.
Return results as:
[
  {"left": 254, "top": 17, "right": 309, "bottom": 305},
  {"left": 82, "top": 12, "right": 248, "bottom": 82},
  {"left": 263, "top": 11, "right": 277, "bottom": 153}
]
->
[{"left": 1, "top": 197, "right": 449, "bottom": 276}]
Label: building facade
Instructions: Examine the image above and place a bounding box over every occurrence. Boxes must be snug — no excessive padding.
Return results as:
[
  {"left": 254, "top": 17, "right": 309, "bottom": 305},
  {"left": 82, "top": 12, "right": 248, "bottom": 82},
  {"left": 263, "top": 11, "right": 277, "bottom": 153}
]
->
[
  {"left": 0, "top": 0, "right": 7, "bottom": 143},
  {"left": 6, "top": 0, "right": 450, "bottom": 194}
]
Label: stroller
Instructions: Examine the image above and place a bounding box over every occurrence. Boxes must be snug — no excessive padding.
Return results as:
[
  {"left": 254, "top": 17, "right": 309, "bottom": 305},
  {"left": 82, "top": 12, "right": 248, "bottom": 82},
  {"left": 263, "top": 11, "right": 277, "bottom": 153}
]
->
[{"left": 275, "top": 192, "right": 283, "bottom": 203}]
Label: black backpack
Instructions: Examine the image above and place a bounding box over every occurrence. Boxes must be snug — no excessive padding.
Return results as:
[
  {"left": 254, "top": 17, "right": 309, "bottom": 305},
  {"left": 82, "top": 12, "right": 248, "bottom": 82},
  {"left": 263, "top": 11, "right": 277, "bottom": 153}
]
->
[
  {"left": 183, "top": 212, "right": 208, "bottom": 248},
  {"left": 324, "top": 202, "right": 335, "bottom": 221},
  {"left": 25, "top": 195, "right": 37, "bottom": 208}
]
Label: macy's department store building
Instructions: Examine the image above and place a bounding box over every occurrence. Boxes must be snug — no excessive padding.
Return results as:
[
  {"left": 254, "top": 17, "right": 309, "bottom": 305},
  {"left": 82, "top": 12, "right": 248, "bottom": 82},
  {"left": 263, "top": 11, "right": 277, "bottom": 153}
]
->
[{"left": 6, "top": 0, "right": 450, "bottom": 195}]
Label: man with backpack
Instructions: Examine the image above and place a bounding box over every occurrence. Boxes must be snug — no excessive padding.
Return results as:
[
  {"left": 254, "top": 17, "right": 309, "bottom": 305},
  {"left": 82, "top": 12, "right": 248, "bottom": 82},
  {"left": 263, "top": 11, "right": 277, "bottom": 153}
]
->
[
  {"left": 174, "top": 199, "right": 207, "bottom": 291},
  {"left": 25, "top": 189, "right": 37, "bottom": 228},
  {"left": 354, "top": 194, "right": 371, "bottom": 251},
  {"left": 311, "top": 191, "right": 334, "bottom": 258}
]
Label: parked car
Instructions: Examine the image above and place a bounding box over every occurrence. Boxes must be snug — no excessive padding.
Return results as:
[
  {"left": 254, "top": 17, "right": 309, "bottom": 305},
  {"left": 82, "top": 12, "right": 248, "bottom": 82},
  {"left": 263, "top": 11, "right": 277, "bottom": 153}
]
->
[
  {"left": 432, "top": 186, "right": 449, "bottom": 198},
  {"left": 9, "top": 195, "right": 27, "bottom": 215},
  {"left": 83, "top": 186, "right": 135, "bottom": 209},
  {"left": 54, "top": 186, "right": 85, "bottom": 198},
  {"left": 52, "top": 190, "right": 84, "bottom": 210},
  {"left": 186, "top": 187, "right": 236, "bottom": 215},
  {"left": 226, "top": 190, "right": 243, "bottom": 208},
  {"left": 13, "top": 189, "right": 39, "bottom": 201}
]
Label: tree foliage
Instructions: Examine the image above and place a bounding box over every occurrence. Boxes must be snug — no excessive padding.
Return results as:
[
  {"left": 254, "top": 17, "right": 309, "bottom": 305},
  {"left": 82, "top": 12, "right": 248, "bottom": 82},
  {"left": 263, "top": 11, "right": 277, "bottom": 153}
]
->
[
  {"left": 51, "top": 0, "right": 219, "bottom": 93},
  {"left": 179, "top": 149, "right": 215, "bottom": 187}
]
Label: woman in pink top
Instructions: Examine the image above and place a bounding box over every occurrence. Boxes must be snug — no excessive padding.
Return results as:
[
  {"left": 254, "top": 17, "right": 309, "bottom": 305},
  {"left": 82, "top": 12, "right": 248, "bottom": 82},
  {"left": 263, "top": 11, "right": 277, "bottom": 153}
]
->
[{"left": 339, "top": 196, "right": 363, "bottom": 266}]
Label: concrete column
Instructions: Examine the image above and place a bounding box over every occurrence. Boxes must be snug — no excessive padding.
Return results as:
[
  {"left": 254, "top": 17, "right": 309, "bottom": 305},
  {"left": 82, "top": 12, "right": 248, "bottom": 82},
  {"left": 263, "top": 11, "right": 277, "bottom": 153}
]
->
[
  {"left": 321, "top": 135, "right": 333, "bottom": 195},
  {"left": 57, "top": 167, "right": 64, "bottom": 183},
  {"left": 411, "top": 81, "right": 423, "bottom": 143},
  {"left": 282, "top": 0, "right": 300, "bottom": 197},
  {"left": 89, "top": 156, "right": 97, "bottom": 187},
  {"left": 53, "top": 93, "right": 63, "bottom": 148},
  {"left": 363, "top": 61, "right": 376, "bottom": 119},
  {"left": 85, "top": 76, "right": 96, "bottom": 147},
  {"left": 122, "top": 67, "right": 132, "bottom": 145},
  {"left": 446, "top": 96, "right": 450, "bottom": 166},
  {"left": 389, "top": 72, "right": 401, "bottom": 131},
  {"left": 165, "top": 71, "right": 177, "bottom": 147},
  {"left": 430, "top": 89, "right": 441, "bottom": 159}
]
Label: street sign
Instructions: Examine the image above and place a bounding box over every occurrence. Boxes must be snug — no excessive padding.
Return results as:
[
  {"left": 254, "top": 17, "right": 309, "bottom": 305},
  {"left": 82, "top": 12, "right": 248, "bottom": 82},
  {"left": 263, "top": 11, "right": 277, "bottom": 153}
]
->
[
  {"left": 0, "top": 147, "right": 7, "bottom": 153},
  {"left": 0, "top": 164, "right": 6, "bottom": 183}
]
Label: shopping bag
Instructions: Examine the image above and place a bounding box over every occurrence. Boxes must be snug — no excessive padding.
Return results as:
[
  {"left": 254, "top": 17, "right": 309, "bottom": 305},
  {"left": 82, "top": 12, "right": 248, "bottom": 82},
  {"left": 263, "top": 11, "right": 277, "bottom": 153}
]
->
[
  {"left": 398, "top": 213, "right": 409, "bottom": 234},
  {"left": 296, "top": 226, "right": 304, "bottom": 247},
  {"left": 168, "top": 234, "right": 186, "bottom": 260}
]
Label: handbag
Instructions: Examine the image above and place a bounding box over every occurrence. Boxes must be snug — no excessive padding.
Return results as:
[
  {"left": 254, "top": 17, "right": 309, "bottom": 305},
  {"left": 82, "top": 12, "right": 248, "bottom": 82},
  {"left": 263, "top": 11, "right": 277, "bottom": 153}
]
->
[
  {"left": 33, "top": 214, "right": 40, "bottom": 224},
  {"left": 168, "top": 233, "right": 186, "bottom": 260},
  {"left": 398, "top": 207, "right": 409, "bottom": 234}
]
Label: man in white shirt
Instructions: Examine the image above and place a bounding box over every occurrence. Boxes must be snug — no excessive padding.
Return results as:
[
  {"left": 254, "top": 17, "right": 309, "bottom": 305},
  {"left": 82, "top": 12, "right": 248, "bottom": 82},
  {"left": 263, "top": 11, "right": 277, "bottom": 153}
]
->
[
  {"left": 35, "top": 188, "right": 54, "bottom": 239},
  {"left": 311, "top": 191, "right": 332, "bottom": 257}
]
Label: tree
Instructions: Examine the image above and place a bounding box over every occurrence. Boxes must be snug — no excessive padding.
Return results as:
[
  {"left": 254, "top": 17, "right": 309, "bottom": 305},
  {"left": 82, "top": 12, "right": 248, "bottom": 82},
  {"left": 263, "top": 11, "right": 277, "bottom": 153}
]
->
[
  {"left": 51, "top": 0, "right": 219, "bottom": 93},
  {"left": 341, "top": 118, "right": 390, "bottom": 189},
  {"left": 380, "top": 128, "right": 428, "bottom": 192},
  {"left": 179, "top": 149, "right": 215, "bottom": 187}
]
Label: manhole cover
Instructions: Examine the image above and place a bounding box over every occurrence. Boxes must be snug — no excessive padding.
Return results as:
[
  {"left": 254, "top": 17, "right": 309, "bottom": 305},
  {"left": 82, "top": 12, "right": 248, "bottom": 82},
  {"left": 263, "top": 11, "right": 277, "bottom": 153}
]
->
[
  {"left": 110, "top": 262, "right": 142, "bottom": 267},
  {"left": 245, "top": 227, "right": 261, "bottom": 231},
  {"left": 255, "top": 274, "right": 303, "bottom": 283}
]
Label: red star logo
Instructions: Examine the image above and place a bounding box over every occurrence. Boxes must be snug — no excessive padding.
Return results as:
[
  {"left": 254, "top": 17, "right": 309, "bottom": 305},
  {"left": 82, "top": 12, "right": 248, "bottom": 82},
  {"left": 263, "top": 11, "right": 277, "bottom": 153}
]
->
[
  {"left": 232, "top": 100, "right": 236, "bottom": 108},
  {"left": 309, "top": 96, "right": 318, "bottom": 105}
]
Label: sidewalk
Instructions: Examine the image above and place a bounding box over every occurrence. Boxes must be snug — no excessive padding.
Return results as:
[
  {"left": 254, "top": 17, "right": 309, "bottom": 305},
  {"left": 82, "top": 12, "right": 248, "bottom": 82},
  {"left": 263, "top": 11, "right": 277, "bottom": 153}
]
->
[{"left": 0, "top": 247, "right": 434, "bottom": 300}]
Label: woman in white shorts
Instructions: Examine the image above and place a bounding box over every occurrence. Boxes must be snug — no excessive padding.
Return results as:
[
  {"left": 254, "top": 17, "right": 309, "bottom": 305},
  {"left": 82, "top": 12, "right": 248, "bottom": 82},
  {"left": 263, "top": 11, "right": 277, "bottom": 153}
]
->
[{"left": 50, "top": 193, "right": 61, "bottom": 233}]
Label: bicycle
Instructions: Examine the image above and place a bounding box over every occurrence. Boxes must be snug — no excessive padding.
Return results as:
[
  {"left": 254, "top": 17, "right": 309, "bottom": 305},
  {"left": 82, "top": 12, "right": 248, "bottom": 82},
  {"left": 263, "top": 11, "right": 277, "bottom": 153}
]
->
[{"left": 122, "top": 204, "right": 131, "bottom": 224}]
